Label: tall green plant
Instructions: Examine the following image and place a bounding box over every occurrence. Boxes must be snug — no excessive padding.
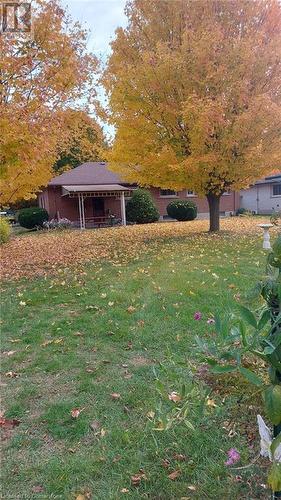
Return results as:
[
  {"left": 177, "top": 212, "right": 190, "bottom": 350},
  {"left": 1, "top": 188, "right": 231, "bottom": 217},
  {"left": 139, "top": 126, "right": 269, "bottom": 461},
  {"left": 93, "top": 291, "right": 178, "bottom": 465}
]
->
[
  {"left": 126, "top": 189, "right": 159, "bottom": 224},
  {"left": 197, "top": 236, "right": 281, "bottom": 494}
]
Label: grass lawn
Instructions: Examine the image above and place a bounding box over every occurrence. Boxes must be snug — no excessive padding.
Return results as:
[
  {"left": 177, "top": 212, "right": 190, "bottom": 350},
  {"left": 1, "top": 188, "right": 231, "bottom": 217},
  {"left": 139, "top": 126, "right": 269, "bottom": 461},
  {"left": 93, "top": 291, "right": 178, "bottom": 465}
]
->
[{"left": 1, "top": 218, "right": 275, "bottom": 499}]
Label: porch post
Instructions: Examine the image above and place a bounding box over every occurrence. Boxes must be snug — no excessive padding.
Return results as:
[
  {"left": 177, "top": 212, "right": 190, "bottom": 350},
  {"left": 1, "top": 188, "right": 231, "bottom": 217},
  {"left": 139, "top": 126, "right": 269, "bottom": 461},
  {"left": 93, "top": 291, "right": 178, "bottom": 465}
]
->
[
  {"left": 78, "top": 194, "right": 83, "bottom": 229},
  {"left": 81, "top": 194, "right": 85, "bottom": 229},
  {"left": 120, "top": 192, "right": 126, "bottom": 226}
]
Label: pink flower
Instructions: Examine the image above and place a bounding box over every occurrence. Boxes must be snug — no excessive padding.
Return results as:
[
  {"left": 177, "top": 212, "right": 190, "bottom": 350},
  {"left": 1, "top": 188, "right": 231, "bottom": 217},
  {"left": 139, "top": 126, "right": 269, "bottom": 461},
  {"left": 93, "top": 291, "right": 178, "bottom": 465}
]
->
[
  {"left": 194, "top": 311, "right": 202, "bottom": 321},
  {"left": 207, "top": 318, "right": 215, "bottom": 325},
  {"left": 225, "top": 448, "right": 240, "bottom": 466}
]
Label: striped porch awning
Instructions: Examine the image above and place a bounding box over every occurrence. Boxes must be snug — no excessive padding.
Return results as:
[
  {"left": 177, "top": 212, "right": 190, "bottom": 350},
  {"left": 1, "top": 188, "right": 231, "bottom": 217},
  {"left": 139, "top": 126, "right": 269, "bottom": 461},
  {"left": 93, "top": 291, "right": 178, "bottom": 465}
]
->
[{"left": 62, "top": 184, "right": 131, "bottom": 197}]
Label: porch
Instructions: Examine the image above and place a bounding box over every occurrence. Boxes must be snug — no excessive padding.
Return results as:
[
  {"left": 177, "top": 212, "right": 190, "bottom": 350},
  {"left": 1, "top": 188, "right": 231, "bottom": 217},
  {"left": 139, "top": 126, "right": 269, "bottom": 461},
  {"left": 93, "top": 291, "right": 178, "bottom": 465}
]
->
[{"left": 61, "top": 184, "right": 131, "bottom": 229}]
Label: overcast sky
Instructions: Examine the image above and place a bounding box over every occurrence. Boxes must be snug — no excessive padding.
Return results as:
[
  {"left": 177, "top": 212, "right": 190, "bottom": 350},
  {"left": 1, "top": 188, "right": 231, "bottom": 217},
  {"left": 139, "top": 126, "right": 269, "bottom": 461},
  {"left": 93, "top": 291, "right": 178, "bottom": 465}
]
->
[
  {"left": 61, "top": 0, "right": 127, "bottom": 62},
  {"left": 60, "top": 0, "right": 127, "bottom": 137}
]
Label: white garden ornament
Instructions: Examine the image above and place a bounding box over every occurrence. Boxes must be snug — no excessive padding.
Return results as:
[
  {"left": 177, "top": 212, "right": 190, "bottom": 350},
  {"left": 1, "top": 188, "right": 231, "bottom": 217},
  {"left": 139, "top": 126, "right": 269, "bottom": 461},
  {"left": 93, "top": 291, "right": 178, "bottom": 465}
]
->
[
  {"left": 258, "top": 223, "right": 274, "bottom": 250},
  {"left": 257, "top": 415, "right": 281, "bottom": 463}
]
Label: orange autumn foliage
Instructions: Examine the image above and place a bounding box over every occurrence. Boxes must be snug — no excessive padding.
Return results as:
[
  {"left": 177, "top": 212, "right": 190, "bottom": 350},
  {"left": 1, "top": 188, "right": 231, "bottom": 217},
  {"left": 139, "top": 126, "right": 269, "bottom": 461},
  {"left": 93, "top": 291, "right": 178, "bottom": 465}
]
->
[
  {"left": 103, "top": 0, "right": 281, "bottom": 231},
  {"left": 0, "top": 0, "right": 98, "bottom": 204},
  {"left": 54, "top": 109, "right": 106, "bottom": 174}
]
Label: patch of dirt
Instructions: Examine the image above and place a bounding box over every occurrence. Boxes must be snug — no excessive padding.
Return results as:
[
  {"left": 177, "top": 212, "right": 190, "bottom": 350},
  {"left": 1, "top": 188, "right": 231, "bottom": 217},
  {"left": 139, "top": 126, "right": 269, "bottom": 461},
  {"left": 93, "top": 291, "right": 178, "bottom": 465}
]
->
[{"left": 129, "top": 355, "right": 154, "bottom": 367}]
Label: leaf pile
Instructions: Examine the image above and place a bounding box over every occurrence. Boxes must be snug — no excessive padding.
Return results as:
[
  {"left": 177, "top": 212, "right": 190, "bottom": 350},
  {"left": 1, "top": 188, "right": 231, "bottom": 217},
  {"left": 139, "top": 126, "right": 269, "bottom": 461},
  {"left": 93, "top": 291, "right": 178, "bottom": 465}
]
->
[{"left": 1, "top": 217, "right": 272, "bottom": 280}]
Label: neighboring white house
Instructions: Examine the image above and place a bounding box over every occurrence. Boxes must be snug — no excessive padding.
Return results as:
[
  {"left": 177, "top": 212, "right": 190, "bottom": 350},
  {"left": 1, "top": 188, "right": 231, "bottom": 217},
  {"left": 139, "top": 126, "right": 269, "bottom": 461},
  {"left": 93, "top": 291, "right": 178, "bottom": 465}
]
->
[{"left": 240, "top": 174, "right": 281, "bottom": 214}]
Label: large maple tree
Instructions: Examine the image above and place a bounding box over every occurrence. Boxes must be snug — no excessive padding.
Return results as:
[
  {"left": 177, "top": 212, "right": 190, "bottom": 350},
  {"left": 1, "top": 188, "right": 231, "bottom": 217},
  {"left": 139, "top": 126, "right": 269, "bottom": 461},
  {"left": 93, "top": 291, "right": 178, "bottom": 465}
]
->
[
  {"left": 0, "top": 0, "right": 97, "bottom": 204},
  {"left": 103, "top": 0, "right": 281, "bottom": 231}
]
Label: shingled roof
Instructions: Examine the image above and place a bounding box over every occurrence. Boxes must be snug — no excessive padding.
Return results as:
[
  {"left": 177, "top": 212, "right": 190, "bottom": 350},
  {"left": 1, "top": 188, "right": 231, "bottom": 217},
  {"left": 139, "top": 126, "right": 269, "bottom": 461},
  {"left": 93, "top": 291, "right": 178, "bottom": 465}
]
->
[
  {"left": 255, "top": 173, "right": 281, "bottom": 185},
  {"left": 49, "top": 162, "right": 124, "bottom": 186}
]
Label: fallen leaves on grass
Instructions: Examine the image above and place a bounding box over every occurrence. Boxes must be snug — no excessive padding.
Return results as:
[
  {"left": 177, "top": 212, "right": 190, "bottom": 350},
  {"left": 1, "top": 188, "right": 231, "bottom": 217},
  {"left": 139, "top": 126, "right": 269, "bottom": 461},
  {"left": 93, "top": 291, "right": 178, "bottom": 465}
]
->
[
  {"left": 5, "top": 371, "right": 20, "bottom": 378},
  {"left": 89, "top": 420, "right": 100, "bottom": 431},
  {"left": 127, "top": 305, "right": 136, "bottom": 313},
  {"left": 168, "top": 470, "right": 181, "bottom": 480},
  {"left": 2, "top": 217, "right": 272, "bottom": 280},
  {"left": 111, "top": 392, "right": 121, "bottom": 400},
  {"left": 206, "top": 398, "right": 218, "bottom": 408},
  {"left": 41, "top": 338, "right": 63, "bottom": 347},
  {"left": 161, "top": 458, "right": 170, "bottom": 468},
  {"left": 173, "top": 453, "right": 187, "bottom": 461},
  {"left": 32, "top": 486, "right": 44, "bottom": 493},
  {"left": 168, "top": 391, "right": 181, "bottom": 403},
  {"left": 146, "top": 410, "right": 155, "bottom": 419},
  {"left": 76, "top": 494, "right": 91, "bottom": 500},
  {"left": 0, "top": 417, "right": 21, "bottom": 428},
  {"left": 71, "top": 408, "right": 83, "bottom": 419},
  {"left": 131, "top": 470, "right": 147, "bottom": 486}
]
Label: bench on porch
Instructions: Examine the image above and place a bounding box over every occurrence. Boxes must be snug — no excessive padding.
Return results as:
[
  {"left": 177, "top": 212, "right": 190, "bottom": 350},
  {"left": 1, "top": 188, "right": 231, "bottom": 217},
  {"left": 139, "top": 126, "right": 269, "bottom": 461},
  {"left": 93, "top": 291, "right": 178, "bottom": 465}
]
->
[
  {"left": 83, "top": 216, "right": 121, "bottom": 228},
  {"left": 85, "top": 216, "right": 110, "bottom": 228}
]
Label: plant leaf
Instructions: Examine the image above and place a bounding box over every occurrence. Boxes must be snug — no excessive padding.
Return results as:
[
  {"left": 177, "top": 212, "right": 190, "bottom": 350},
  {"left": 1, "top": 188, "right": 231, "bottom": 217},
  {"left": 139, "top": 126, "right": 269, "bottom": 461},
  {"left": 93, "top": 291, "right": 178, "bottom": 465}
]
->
[
  {"left": 257, "top": 309, "right": 270, "bottom": 331},
  {"left": 239, "top": 367, "right": 263, "bottom": 386},
  {"left": 264, "top": 385, "right": 281, "bottom": 425},
  {"left": 210, "top": 364, "right": 237, "bottom": 374},
  {"left": 237, "top": 305, "right": 257, "bottom": 329}
]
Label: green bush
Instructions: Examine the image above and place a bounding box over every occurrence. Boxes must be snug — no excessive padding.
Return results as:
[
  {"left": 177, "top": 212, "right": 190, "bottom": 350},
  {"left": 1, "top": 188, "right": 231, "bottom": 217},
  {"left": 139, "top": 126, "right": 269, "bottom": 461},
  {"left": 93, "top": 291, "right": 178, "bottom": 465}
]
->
[
  {"left": 0, "top": 217, "right": 11, "bottom": 244},
  {"left": 126, "top": 189, "right": 159, "bottom": 224},
  {"left": 167, "top": 200, "right": 197, "bottom": 221},
  {"left": 18, "top": 207, "right": 49, "bottom": 229},
  {"left": 236, "top": 207, "right": 247, "bottom": 216}
]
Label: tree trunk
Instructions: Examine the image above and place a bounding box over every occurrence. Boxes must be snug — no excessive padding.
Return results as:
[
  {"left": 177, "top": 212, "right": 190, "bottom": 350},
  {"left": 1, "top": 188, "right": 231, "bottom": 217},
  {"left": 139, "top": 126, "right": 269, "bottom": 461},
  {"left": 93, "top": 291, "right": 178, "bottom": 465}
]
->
[{"left": 207, "top": 193, "right": 221, "bottom": 232}]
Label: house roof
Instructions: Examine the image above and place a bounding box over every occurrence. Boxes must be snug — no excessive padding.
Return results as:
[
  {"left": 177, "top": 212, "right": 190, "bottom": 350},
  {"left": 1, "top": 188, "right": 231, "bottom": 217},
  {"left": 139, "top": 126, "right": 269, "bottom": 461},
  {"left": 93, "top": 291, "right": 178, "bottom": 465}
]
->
[
  {"left": 255, "top": 173, "right": 281, "bottom": 185},
  {"left": 62, "top": 184, "right": 131, "bottom": 194},
  {"left": 49, "top": 162, "right": 124, "bottom": 186}
]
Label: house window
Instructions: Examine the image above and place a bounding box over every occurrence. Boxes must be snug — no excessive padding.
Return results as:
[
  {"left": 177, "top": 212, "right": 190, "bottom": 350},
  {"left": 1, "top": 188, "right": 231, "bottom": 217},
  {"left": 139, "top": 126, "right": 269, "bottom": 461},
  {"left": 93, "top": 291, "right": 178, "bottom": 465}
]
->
[
  {"left": 159, "top": 189, "right": 178, "bottom": 197},
  {"left": 272, "top": 184, "right": 281, "bottom": 197},
  {"left": 186, "top": 190, "right": 196, "bottom": 197},
  {"left": 222, "top": 191, "right": 231, "bottom": 196}
]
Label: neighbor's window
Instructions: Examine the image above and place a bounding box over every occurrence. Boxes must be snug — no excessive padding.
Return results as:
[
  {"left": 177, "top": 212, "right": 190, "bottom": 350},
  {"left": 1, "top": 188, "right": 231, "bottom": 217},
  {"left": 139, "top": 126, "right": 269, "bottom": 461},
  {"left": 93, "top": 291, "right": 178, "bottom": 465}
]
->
[
  {"left": 186, "top": 190, "right": 196, "bottom": 197},
  {"left": 222, "top": 191, "right": 231, "bottom": 196},
  {"left": 160, "top": 189, "right": 178, "bottom": 197},
  {"left": 272, "top": 184, "right": 281, "bottom": 196}
]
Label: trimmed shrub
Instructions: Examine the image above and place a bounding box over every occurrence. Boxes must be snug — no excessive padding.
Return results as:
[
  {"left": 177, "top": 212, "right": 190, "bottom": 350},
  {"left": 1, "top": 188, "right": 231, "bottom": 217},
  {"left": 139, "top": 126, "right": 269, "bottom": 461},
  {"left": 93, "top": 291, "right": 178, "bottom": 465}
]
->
[
  {"left": 236, "top": 208, "right": 254, "bottom": 217},
  {"left": 126, "top": 189, "right": 159, "bottom": 224},
  {"left": 236, "top": 207, "right": 247, "bottom": 216},
  {"left": 18, "top": 207, "right": 48, "bottom": 229},
  {"left": 0, "top": 217, "right": 11, "bottom": 244},
  {"left": 167, "top": 200, "right": 197, "bottom": 221}
]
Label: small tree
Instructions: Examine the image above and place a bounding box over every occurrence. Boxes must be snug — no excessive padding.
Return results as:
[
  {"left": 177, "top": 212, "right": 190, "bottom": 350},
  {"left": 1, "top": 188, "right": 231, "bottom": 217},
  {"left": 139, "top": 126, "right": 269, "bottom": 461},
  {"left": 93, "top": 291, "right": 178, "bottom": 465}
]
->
[{"left": 126, "top": 189, "right": 159, "bottom": 224}]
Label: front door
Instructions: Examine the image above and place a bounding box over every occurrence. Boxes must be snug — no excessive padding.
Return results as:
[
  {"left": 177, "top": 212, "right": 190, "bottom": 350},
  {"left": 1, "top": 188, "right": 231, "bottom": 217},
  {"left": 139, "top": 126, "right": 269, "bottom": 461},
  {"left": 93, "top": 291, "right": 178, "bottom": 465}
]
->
[{"left": 92, "top": 198, "right": 105, "bottom": 216}]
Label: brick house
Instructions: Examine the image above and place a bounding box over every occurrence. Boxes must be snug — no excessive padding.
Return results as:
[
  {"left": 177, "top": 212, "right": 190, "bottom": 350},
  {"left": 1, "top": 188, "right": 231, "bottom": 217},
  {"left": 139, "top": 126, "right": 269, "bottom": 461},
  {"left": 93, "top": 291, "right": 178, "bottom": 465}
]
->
[{"left": 38, "top": 161, "right": 239, "bottom": 228}]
